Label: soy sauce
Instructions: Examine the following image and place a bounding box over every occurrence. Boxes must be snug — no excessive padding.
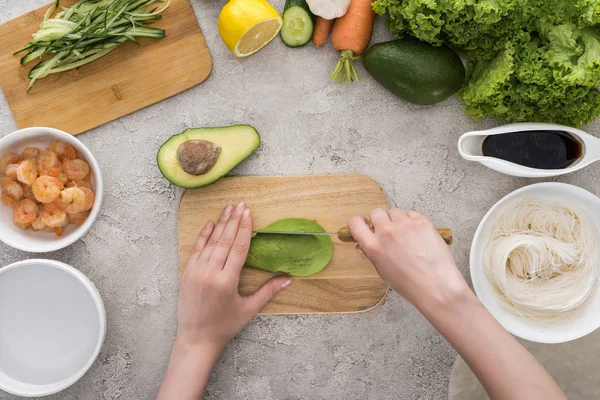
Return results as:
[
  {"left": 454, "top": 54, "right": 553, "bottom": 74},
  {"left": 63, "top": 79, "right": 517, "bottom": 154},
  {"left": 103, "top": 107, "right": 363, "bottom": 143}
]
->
[{"left": 482, "top": 130, "right": 583, "bottom": 170}]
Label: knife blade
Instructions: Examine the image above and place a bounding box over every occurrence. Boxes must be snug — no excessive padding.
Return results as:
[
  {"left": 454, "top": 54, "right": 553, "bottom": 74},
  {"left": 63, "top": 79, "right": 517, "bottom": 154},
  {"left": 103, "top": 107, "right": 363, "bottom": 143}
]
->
[
  {"left": 253, "top": 231, "right": 353, "bottom": 237},
  {"left": 252, "top": 227, "right": 453, "bottom": 245}
]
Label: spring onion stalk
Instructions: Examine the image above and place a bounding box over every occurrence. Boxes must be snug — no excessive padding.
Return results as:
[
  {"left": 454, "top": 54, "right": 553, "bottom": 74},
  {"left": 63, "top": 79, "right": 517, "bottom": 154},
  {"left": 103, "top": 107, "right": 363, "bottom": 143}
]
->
[{"left": 15, "top": 0, "right": 171, "bottom": 92}]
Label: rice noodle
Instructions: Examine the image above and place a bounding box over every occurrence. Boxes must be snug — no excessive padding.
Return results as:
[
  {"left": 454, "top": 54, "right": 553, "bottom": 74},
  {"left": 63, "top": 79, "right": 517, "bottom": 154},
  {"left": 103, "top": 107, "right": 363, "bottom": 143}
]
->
[{"left": 483, "top": 200, "right": 599, "bottom": 322}]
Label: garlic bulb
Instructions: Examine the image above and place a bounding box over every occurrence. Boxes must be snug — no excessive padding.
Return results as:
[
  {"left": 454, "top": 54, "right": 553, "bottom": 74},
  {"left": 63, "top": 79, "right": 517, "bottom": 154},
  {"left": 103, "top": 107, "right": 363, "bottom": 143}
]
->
[{"left": 306, "top": 0, "right": 351, "bottom": 20}]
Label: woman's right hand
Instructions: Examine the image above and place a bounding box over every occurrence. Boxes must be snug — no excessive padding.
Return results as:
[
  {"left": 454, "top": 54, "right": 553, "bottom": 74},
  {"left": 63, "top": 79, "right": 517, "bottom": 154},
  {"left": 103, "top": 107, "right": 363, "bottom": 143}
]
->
[
  {"left": 348, "top": 208, "right": 471, "bottom": 312},
  {"left": 348, "top": 209, "right": 567, "bottom": 400}
]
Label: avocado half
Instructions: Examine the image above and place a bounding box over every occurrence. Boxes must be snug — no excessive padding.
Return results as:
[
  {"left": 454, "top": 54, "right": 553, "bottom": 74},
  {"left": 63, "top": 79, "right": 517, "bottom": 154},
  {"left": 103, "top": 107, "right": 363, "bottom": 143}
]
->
[
  {"left": 246, "top": 218, "right": 333, "bottom": 276},
  {"left": 157, "top": 125, "right": 260, "bottom": 189}
]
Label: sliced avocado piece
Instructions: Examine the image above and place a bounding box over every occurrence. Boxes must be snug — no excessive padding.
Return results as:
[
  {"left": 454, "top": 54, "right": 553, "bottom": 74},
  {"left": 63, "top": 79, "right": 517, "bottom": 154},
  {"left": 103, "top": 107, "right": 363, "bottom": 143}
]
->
[
  {"left": 245, "top": 218, "right": 333, "bottom": 276},
  {"left": 157, "top": 125, "right": 260, "bottom": 189}
]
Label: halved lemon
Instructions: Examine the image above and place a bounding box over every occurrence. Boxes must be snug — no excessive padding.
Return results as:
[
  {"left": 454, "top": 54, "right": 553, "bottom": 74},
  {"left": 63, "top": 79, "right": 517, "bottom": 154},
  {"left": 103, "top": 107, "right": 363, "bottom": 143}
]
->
[{"left": 218, "top": 0, "right": 283, "bottom": 58}]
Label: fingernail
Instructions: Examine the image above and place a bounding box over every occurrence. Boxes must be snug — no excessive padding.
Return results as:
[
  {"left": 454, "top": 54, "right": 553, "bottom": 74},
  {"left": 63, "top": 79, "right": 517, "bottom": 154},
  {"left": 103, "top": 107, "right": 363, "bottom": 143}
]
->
[
  {"left": 205, "top": 221, "right": 213, "bottom": 229},
  {"left": 243, "top": 208, "right": 250, "bottom": 218},
  {"left": 224, "top": 205, "right": 233, "bottom": 215},
  {"left": 236, "top": 201, "right": 245, "bottom": 211},
  {"left": 281, "top": 278, "right": 292, "bottom": 288}
]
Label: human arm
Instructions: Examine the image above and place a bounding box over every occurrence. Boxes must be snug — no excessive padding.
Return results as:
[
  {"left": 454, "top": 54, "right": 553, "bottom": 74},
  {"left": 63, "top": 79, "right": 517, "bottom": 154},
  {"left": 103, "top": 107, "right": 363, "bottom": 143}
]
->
[
  {"left": 348, "top": 209, "right": 567, "bottom": 400},
  {"left": 157, "top": 203, "right": 291, "bottom": 400}
]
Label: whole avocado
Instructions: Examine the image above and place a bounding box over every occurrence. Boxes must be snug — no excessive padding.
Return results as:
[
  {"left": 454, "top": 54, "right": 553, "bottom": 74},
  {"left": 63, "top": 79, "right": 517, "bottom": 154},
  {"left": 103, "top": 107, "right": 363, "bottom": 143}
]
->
[{"left": 362, "top": 39, "right": 465, "bottom": 105}]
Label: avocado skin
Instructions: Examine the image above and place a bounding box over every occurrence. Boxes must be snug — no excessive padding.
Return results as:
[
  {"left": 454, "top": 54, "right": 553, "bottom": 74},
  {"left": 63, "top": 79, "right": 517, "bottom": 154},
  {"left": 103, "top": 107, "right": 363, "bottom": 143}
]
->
[
  {"left": 156, "top": 125, "right": 260, "bottom": 189},
  {"left": 362, "top": 39, "right": 465, "bottom": 105}
]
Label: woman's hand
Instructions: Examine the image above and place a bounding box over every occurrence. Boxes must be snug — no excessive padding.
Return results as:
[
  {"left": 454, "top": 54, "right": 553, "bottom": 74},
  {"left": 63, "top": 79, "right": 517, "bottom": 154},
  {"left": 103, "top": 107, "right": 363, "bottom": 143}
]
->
[
  {"left": 348, "top": 208, "right": 470, "bottom": 312},
  {"left": 177, "top": 202, "right": 291, "bottom": 350},
  {"left": 348, "top": 208, "right": 567, "bottom": 400},
  {"left": 158, "top": 203, "right": 291, "bottom": 400}
]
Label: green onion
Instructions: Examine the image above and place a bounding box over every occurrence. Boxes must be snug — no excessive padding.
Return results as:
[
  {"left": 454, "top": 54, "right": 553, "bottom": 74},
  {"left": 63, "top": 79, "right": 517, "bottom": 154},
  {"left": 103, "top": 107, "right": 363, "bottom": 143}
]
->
[{"left": 16, "top": 0, "right": 171, "bottom": 92}]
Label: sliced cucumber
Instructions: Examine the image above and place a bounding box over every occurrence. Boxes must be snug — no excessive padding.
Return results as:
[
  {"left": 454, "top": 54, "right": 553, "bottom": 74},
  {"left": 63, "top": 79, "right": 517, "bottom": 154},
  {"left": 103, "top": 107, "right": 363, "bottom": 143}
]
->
[{"left": 280, "top": 6, "right": 314, "bottom": 47}]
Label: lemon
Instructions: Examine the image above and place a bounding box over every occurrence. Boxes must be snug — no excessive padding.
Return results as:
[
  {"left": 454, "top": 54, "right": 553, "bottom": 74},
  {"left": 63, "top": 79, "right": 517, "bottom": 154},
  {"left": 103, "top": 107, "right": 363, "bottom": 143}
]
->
[{"left": 218, "top": 0, "right": 282, "bottom": 58}]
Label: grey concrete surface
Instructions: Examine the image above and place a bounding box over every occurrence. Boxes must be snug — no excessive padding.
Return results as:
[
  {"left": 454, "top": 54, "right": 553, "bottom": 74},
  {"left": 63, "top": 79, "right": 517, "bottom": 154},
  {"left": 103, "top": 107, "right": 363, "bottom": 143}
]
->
[
  {"left": 1, "top": 1, "right": 600, "bottom": 399},
  {"left": 449, "top": 328, "right": 600, "bottom": 400}
]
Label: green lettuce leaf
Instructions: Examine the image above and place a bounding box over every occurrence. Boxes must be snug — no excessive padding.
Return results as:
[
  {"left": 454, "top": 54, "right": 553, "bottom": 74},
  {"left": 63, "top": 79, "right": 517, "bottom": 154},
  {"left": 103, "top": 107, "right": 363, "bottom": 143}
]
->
[
  {"left": 459, "top": 21, "right": 600, "bottom": 126},
  {"left": 374, "top": 0, "right": 600, "bottom": 126}
]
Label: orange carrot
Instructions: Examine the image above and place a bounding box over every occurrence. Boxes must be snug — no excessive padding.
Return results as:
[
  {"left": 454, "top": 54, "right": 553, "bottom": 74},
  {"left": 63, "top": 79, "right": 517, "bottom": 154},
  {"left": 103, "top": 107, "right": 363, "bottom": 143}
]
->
[
  {"left": 313, "top": 17, "right": 335, "bottom": 48},
  {"left": 330, "top": 0, "right": 376, "bottom": 83}
]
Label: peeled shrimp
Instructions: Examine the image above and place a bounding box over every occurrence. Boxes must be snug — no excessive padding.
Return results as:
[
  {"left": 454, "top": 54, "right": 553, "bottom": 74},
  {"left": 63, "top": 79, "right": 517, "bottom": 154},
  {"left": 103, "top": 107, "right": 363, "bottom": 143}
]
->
[
  {"left": 50, "top": 141, "right": 77, "bottom": 161},
  {"left": 68, "top": 210, "right": 89, "bottom": 226},
  {"left": 16, "top": 159, "right": 38, "bottom": 185},
  {"left": 15, "top": 222, "right": 30, "bottom": 230},
  {"left": 5, "top": 164, "right": 19, "bottom": 180},
  {"left": 21, "top": 147, "right": 39, "bottom": 160},
  {"left": 31, "top": 217, "right": 46, "bottom": 231},
  {"left": 79, "top": 187, "right": 95, "bottom": 211},
  {"left": 37, "top": 149, "right": 60, "bottom": 176},
  {"left": 63, "top": 159, "right": 89, "bottom": 181},
  {"left": 32, "top": 175, "right": 63, "bottom": 204},
  {"left": 40, "top": 202, "right": 68, "bottom": 228},
  {"left": 1, "top": 143, "right": 94, "bottom": 233},
  {"left": 56, "top": 172, "right": 68, "bottom": 184},
  {"left": 59, "top": 187, "right": 86, "bottom": 214},
  {"left": 66, "top": 180, "right": 92, "bottom": 190},
  {"left": 13, "top": 199, "right": 38, "bottom": 225},
  {"left": 1, "top": 194, "right": 17, "bottom": 208},
  {"left": 0, "top": 177, "right": 11, "bottom": 190},
  {"left": 1, "top": 177, "right": 24, "bottom": 200},
  {"left": 21, "top": 183, "right": 36, "bottom": 201},
  {"left": 0, "top": 153, "right": 19, "bottom": 174}
]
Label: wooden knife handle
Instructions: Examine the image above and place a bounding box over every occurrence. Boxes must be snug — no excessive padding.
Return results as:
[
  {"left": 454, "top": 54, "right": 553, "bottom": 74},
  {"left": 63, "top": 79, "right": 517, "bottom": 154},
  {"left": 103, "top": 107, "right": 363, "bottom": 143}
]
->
[{"left": 337, "top": 226, "right": 453, "bottom": 245}]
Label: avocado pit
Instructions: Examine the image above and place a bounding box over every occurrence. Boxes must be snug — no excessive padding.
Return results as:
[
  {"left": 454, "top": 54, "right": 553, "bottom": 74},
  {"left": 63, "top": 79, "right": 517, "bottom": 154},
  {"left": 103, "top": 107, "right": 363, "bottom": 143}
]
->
[{"left": 177, "top": 140, "right": 221, "bottom": 175}]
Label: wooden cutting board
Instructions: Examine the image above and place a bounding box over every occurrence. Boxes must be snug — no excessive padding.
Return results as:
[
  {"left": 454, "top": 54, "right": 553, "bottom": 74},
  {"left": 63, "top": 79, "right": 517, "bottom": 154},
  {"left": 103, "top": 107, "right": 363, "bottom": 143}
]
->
[
  {"left": 178, "top": 174, "right": 390, "bottom": 314},
  {"left": 0, "top": 0, "right": 211, "bottom": 135}
]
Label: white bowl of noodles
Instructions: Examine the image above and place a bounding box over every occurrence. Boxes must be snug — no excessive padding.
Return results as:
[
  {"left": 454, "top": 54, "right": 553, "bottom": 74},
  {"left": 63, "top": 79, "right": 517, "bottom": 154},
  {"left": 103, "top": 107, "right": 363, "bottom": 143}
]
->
[
  {"left": 471, "top": 182, "right": 600, "bottom": 343},
  {"left": 0, "top": 127, "right": 103, "bottom": 253}
]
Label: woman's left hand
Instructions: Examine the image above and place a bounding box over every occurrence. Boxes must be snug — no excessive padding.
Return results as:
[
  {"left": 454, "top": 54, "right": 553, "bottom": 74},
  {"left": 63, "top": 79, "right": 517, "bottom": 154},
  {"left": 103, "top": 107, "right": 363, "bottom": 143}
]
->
[
  {"left": 158, "top": 203, "right": 291, "bottom": 400},
  {"left": 177, "top": 202, "right": 292, "bottom": 351}
]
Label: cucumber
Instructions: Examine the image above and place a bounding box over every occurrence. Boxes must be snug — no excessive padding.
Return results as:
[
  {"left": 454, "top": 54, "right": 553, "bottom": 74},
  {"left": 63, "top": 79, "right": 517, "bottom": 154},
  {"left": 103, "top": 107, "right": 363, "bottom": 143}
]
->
[{"left": 280, "top": 0, "right": 314, "bottom": 47}]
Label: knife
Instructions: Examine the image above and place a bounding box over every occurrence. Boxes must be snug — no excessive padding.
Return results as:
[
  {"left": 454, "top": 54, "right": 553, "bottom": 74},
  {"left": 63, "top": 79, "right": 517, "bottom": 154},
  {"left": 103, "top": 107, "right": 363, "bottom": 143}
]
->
[{"left": 253, "top": 226, "right": 453, "bottom": 245}]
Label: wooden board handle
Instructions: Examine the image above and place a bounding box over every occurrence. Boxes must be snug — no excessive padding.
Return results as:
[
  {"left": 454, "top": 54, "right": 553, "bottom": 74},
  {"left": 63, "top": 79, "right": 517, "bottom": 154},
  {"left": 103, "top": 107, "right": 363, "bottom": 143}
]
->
[{"left": 337, "top": 226, "right": 453, "bottom": 245}]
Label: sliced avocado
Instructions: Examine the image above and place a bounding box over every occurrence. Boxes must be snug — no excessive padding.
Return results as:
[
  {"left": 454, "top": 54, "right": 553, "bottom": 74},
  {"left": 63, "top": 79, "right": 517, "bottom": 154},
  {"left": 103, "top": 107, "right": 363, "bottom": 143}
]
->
[
  {"left": 157, "top": 125, "right": 260, "bottom": 188},
  {"left": 245, "top": 218, "right": 333, "bottom": 276}
]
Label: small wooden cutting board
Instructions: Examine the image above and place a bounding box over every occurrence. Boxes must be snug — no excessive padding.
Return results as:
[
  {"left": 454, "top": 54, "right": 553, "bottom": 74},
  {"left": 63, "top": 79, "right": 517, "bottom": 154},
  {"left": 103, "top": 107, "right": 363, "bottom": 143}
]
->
[
  {"left": 178, "top": 174, "right": 390, "bottom": 314},
  {"left": 0, "top": 0, "right": 211, "bottom": 135}
]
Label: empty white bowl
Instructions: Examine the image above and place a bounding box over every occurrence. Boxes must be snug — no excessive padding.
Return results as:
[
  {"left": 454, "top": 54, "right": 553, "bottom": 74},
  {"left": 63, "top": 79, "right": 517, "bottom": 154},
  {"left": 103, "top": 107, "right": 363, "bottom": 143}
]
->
[
  {"left": 0, "top": 127, "right": 103, "bottom": 252},
  {"left": 470, "top": 182, "right": 600, "bottom": 343},
  {"left": 0, "top": 259, "right": 106, "bottom": 397}
]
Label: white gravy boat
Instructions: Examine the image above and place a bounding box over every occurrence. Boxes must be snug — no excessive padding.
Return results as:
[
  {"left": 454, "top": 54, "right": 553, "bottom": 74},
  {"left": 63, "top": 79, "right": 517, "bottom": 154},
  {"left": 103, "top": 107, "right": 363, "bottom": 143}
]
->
[{"left": 458, "top": 122, "right": 600, "bottom": 177}]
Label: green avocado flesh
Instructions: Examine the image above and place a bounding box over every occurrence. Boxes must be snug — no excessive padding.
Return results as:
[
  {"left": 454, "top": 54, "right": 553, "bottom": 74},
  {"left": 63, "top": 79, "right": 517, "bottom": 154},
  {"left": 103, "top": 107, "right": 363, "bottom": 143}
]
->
[
  {"left": 362, "top": 39, "right": 465, "bottom": 105},
  {"left": 245, "top": 218, "right": 333, "bottom": 276},
  {"left": 157, "top": 125, "right": 260, "bottom": 189}
]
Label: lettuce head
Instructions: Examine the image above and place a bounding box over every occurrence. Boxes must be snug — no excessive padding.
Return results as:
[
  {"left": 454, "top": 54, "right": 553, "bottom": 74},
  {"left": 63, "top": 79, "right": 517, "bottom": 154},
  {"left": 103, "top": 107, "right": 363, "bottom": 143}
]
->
[{"left": 373, "top": 0, "right": 600, "bottom": 126}]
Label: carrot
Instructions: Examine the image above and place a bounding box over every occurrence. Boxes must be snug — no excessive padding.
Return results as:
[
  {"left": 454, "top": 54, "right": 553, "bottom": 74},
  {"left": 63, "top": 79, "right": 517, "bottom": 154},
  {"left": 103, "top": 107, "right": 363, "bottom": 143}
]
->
[
  {"left": 313, "top": 17, "right": 335, "bottom": 48},
  {"left": 330, "top": 0, "right": 376, "bottom": 83}
]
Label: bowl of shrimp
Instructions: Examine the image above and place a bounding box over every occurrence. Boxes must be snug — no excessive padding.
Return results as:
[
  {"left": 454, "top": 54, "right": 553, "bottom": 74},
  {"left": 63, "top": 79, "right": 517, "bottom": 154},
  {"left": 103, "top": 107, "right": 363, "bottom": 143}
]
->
[{"left": 0, "top": 127, "right": 103, "bottom": 252}]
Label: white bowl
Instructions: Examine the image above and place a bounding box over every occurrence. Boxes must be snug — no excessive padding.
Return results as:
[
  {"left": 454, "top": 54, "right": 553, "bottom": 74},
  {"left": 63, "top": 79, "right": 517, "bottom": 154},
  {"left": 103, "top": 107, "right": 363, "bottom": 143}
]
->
[
  {"left": 0, "top": 127, "right": 103, "bottom": 252},
  {"left": 0, "top": 259, "right": 106, "bottom": 397},
  {"left": 470, "top": 182, "right": 600, "bottom": 343}
]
